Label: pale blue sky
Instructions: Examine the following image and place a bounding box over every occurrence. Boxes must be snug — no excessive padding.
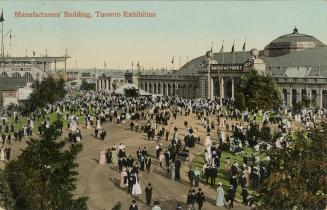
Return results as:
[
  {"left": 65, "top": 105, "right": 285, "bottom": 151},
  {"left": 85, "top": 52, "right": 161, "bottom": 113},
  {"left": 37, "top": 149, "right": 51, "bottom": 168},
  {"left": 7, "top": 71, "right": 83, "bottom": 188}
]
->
[{"left": 1, "top": 0, "right": 327, "bottom": 69}]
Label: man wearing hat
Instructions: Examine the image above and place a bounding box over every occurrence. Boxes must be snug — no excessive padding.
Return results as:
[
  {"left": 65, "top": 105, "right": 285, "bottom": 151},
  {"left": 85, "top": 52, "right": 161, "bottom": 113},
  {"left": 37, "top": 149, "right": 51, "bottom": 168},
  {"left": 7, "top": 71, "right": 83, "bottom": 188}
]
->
[{"left": 129, "top": 200, "right": 138, "bottom": 210}]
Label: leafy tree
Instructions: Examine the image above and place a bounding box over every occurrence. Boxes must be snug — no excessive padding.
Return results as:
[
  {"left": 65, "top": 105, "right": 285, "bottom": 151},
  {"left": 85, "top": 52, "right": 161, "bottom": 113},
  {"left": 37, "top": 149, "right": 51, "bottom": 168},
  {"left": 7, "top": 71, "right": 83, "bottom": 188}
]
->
[
  {"left": 79, "top": 80, "right": 96, "bottom": 91},
  {"left": 24, "top": 77, "right": 66, "bottom": 113},
  {"left": 234, "top": 92, "right": 246, "bottom": 111},
  {"left": 56, "top": 77, "right": 67, "bottom": 99},
  {"left": 2, "top": 125, "right": 88, "bottom": 210},
  {"left": 253, "top": 122, "right": 327, "bottom": 210},
  {"left": 124, "top": 87, "right": 139, "bottom": 98},
  {"left": 239, "top": 70, "right": 282, "bottom": 111}
]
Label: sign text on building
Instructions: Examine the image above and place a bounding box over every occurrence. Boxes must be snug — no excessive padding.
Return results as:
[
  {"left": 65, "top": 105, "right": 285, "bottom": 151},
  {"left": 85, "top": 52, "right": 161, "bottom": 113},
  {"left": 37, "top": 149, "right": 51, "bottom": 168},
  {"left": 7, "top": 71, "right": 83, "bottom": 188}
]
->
[{"left": 210, "top": 64, "right": 244, "bottom": 71}]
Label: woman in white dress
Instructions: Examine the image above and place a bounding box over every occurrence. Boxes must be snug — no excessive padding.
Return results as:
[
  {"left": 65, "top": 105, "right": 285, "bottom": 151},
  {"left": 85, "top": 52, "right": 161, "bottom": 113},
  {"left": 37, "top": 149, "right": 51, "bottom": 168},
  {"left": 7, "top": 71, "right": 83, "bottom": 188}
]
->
[
  {"left": 120, "top": 168, "right": 128, "bottom": 188},
  {"left": 99, "top": 150, "right": 107, "bottom": 165},
  {"left": 132, "top": 173, "right": 142, "bottom": 195},
  {"left": 0, "top": 147, "right": 5, "bottom": 161},
  {"left": 216, "top": 182, "right": 225, "bottom": 207}
]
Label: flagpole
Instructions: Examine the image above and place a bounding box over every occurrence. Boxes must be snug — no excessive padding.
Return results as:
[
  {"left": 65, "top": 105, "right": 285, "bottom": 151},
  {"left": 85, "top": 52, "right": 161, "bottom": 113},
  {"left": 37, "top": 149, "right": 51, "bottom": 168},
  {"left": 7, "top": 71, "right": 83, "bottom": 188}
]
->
[
  {"left": 244, "top": 38, "right": 247, "bottom": 63},
  {"left": 222, "top": 40, "right": 224, "bottom": 65},
  {"left": 233, "top": 39, "right": 235, "bottom": 64},
  {"left": 1, "top": 16, "right": 4, "bottom": 62}
]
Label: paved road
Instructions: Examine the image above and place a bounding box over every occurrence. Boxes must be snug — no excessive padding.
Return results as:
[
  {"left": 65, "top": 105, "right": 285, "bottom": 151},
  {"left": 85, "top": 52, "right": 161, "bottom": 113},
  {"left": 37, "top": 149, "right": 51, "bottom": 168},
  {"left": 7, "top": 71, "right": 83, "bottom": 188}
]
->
[{"left": 73, "top": 113, "right": 251, "bottom": 210}]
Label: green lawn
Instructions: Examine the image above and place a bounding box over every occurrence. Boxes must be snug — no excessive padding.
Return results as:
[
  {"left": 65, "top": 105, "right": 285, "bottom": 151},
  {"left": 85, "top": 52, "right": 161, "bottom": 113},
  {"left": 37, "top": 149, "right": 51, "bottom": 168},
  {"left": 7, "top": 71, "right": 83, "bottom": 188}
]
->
[{"left": 192, "top": 147, "right": 266, "bottom": 200}]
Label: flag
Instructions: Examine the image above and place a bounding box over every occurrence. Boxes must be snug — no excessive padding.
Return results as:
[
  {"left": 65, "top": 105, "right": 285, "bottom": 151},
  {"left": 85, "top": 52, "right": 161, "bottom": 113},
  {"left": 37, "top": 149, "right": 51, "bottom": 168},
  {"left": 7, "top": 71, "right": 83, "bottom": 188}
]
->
[
  {"left": 33, "top": 51, "right": 35, "bottom": 57},
  {"left": 171, "top": 56, "right": 174, "bottom": 64},
  {"left": 137, "top": 61, "right": 140, "bottom": 67},
  {"left": 0, "top": 10, "right": 4, "bottom": 22},
  {"left": 104, "top": 61, "right": 106, "bottom": 68},
  {"left": 231, "top": 43, "right": 235, "bottom": 53},
  {"left": 132, "top": 61, "right": 134, "bottom": 67},
  {"left": 220, "top": 43, "right": 224, "bottom": 52},
  {"left": 9, "top": 33, "right": 11, "bottom": 39},
  {"left": 242, "top": 39, "right": 246, "bottom": 51}
]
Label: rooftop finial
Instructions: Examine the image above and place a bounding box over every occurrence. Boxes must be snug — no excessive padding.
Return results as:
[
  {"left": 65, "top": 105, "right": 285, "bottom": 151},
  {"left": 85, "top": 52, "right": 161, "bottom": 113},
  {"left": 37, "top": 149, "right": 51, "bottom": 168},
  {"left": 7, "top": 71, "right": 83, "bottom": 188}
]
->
[{"left": 293, "top": 26, "right": 298, "bottom": 34}]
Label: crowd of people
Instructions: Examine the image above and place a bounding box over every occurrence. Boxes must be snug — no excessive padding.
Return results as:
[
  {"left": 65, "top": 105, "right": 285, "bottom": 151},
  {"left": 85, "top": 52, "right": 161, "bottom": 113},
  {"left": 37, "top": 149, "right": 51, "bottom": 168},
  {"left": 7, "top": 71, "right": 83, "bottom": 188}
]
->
[{"left": 1, "top": 89, "right": 326, "bottom": 209}]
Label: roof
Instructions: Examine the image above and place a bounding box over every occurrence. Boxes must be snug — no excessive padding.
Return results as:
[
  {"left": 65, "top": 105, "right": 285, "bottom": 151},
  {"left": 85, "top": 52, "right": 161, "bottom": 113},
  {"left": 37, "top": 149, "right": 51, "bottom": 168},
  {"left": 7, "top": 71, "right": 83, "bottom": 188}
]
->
[
  {"left": 261, "top": 46, "right": 327, "bottom": 77},
  {"left": 263, "top": 28, "right": 325, "bottom": 57},
  {"left": 0, "top": 78, "right": 27, "bottom": 91},
  {"left": 0, "top": 56, "right": 70, "bottom": 63},
  {"left": 113, "top": 83, "right": 151, "bottom": 96}
]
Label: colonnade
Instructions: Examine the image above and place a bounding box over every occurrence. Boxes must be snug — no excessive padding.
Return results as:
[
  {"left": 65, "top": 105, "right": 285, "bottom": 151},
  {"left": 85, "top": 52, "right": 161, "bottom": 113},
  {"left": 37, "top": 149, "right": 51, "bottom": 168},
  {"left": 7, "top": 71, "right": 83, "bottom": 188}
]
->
[
  {"left": 96, "top": 77, "right": 111, "bottom": 91},
  {"left": 283, "top": 88, "right": 327, "bottom": 108},
  {"left": 140, "top": 82, "right": 197, "bottom": 98}
]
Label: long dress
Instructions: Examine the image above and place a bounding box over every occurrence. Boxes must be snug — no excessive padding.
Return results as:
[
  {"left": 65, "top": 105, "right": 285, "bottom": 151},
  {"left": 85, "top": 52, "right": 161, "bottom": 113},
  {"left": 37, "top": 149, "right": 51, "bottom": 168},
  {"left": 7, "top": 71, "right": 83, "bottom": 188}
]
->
[
  {"left": 132, "top": 175, "right": 142, "bottom": 195},
  {"left": 99, "top": 151, "right": 107, "bottom": 165},
  {"left": 112, "top": 149, "right": 118, "bottom": 165},
  {"left": 120, "top": 171, "right": 128, "bottom": 188},
  {"left": 216, "top": 186, "right": 225, "bottom": 207},
  {"left": 0, "top": 148, "right": 5, "bottom": 161}
]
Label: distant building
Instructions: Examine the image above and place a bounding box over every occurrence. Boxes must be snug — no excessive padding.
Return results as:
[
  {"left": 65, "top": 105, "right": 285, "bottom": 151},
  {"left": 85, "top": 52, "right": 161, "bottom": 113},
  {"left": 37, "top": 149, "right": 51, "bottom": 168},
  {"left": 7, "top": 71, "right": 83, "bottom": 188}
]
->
[{"left": 0, "top": 77, "right": 29, "bottom": 106}]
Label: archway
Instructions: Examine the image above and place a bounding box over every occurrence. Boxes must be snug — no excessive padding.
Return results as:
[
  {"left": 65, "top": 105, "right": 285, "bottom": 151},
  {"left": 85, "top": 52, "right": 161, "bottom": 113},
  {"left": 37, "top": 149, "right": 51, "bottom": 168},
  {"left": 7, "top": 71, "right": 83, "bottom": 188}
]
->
[
  {"left": 1, "top": 72, "right": 8, "bottom": 77},
  {"left": 144, "top": 83, "right": 148, "bottom": 92},
  {"left": 311, "top": 90, "right": 317, "bottom": 106},
  {"left": 323, "top": 90, "right": 327, "bottom": 108},
  {"left": 153, "top": 83, "right": 157, "bottom": 94},
  {"left": 301, "top": 89, "right": 308, "bottom": 101},
  {"left": 214, "top": 79, "right": 220, "bottom": 97},
  {"left": 163, "top": 84, "right": 167, "bottom": 96},
  {"left": 12, "top": 72, "right": 21, "bottom": 78},
  {"left": 23, "top": 72, "right": 34, "bottom": 83},
  {"left": 225, "top": 79, "right": 233, "bottom": 99}
]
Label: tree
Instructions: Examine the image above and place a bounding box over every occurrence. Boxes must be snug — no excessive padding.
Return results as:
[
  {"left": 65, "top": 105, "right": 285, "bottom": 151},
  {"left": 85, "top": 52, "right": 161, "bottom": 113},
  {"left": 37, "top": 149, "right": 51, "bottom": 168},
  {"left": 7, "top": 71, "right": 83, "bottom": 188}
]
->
[
  {"left": 234, "top": 92, "right": 246, "bottom": 111},
  {"left": 2, "top": 125, "right": 88, "bottom": 210},
  {"left": 0, "top": 91, "right": 3, "bottom": 110},
  {"left": 253, "top": 122, "right": 327, "bottom": 210},
  {"left": 238, "top": 70, "right": 282, "bottom": 111},
  {"left": 24, "top": 77, "right": 67, "bottom": 113},
  {"left": 79, "top": 80, "right": 95, "bottom": 91},
  {"left": 56, "top": 77, "right": 67, "bottom": 99},
  {"left": 124, "top": 87, "right": 139, "bottom": 98}
]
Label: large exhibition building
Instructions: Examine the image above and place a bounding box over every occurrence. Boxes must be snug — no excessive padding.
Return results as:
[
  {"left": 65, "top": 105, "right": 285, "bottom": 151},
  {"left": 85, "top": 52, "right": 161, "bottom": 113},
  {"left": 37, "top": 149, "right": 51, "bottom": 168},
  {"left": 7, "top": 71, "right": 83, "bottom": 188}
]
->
[{"left": 96, "top": 27, "right": 327, "bottom": 108}]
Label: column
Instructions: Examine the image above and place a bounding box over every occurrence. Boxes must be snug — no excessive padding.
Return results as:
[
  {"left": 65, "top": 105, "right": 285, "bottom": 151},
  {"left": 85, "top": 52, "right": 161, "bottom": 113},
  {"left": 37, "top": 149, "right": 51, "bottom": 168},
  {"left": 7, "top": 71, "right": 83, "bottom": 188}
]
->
[
  {"left": 320, "top": 89, "right": 323, "bottom": 109},
  {"left": 166, "top": 84, "right": 169, "bottom": 96},
  {"left": 106, "top": 79, "right": 110, "bottom": 90},
  {"left": 152, "top": 83, "right": 155, "bottom": 94},
  {"left": 210, "top": 78, "right": 214, "bottom": 99},
  {"left": 308, "top": 89, "right": 312, "bottom": 104},
  {"left": 220, "top": 77, "right": 225, "bottom": 98},
  {"left": 231, "top": 78, "right": 235, "bottom": 100}
]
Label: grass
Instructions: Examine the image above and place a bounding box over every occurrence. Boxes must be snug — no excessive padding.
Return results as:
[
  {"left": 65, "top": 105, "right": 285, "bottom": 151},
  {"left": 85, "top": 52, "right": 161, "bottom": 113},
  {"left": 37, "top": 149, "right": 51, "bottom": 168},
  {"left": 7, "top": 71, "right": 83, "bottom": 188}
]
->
[
  {"left": 2, "top": 111, "right": 90, "bottom": 136},
  {"left": 192, "top": 147, "right": 266, "bottom": 200}
]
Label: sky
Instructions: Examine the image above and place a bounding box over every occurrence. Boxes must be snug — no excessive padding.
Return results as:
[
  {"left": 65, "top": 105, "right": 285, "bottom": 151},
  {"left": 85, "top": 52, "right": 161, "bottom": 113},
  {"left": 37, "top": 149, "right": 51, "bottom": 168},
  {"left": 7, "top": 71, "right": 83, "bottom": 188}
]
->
[{"left": 1, "top": 0, "right": 327, "bottom": 70}]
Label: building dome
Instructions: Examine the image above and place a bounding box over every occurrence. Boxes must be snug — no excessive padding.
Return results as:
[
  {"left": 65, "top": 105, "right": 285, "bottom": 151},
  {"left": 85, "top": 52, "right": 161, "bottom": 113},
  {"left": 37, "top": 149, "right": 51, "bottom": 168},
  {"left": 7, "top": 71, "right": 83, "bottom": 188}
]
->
[{"left": 263, "top": 27, "right": 326, "bottom": 57}]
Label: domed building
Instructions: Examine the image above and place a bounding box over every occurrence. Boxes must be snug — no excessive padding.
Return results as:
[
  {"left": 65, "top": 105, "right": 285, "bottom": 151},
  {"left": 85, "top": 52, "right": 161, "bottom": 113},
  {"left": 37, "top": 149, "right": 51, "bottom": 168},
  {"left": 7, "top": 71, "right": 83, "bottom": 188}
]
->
[{"left": 98, "top": 27, "right": 327, "bottom": 108}]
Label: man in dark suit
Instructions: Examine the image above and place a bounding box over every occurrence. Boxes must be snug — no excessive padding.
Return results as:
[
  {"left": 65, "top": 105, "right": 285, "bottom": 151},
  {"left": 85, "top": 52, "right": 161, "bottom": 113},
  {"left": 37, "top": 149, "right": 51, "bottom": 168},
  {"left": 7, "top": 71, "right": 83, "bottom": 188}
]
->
[
  {"left": 145, "top": 183, "right": 152, "bottom": 206},
  {"left": 175, "top": 158, "right": 181, "bottom": 180},
  {"left": 128, "top": 174, "right": 136, "bottom": 194}
]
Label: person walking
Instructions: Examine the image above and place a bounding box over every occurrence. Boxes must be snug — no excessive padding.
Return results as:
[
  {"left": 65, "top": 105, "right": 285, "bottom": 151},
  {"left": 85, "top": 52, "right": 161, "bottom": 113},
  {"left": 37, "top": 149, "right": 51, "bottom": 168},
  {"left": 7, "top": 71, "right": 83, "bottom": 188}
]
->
[
  {"left": 129, "top": 200, "right": 138, "bottom": 210},
  {"left": 145, "top": 183, "right": 153, "bottom": 207},
  {"left": 195, "top": 188, "right": 205, "bottom": 210},
  {"left": 216, "top": 182, "right": 225, "bottom": 207}
]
